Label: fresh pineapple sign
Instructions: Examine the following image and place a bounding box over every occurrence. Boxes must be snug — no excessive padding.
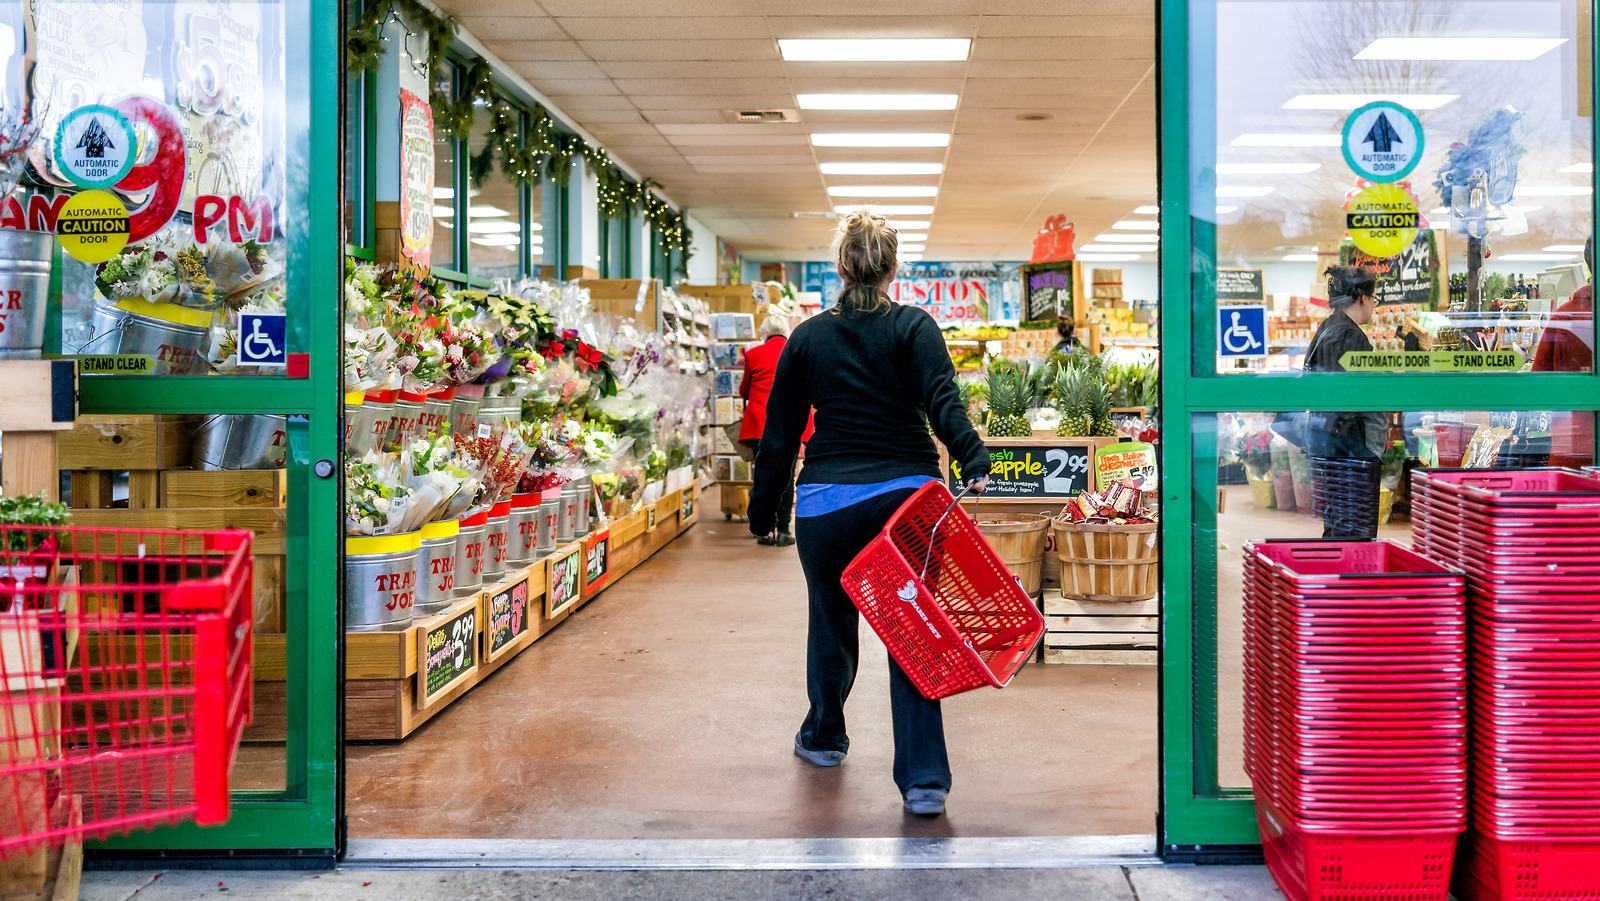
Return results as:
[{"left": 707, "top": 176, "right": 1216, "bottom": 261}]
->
[{"left": 950, "top": 440, "right": 1094, "bottom": 498}]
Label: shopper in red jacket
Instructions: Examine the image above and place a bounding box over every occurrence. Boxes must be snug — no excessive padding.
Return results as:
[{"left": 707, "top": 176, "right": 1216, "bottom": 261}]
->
[{"left": 741, "top": 317, "right": 802, "bottom": 545}]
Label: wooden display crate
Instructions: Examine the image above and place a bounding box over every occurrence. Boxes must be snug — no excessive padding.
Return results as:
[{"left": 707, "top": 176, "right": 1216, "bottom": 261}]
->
[
  {"left": 1041, "top": 590, "right": 1158, "bottom": 665},
  {"left": 576, "top": 278, "right": 659, "bottom": 328},
  {"left": 677, "top": 283, "right": 763, "bottom": 316}
]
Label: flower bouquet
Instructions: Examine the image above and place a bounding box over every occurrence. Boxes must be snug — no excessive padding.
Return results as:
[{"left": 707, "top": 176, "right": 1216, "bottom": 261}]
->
[{"left": 1240, "top": 429, "right": 1276, "bottom": 508}]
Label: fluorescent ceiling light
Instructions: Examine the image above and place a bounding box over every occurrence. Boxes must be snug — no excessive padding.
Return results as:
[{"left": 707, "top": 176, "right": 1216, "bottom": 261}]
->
[
  {"left": 883, "top": 220, "right": 931, "bottom": 230},
  {"left": 1112, "top": 220, "right": 1160, "bottom": 230},
  {"left": 1076, "top": 253, "right": 1143, "bottom": 262},
  {"left": 1095, "top": 233, "right": 1160, "bottom": 243},
  {"left": 1498, "top": 253, "right": 1576, "bottom": 261},
  {"left": 530, "top": 223, "right": 542, "bottom": 231},
  {"left": 1559, "top": 162, "right": 1593, "bottom": 174},
  {"left": 820, "top": 162, "right": 944, "bottom": 176},
  {"left": 897, "top": 232, "right": 928, "bottom": 241},
  {"left": 1355, "top": 37, "right": 1566, "bottom": 61},
  {"left": 1232, "top": 133, "right": 1343, "bottom": 147},
  {"left": 1546, "top": 245, "right": 1587, "bottom": 252},
  {"left": 826, "top": 185, "right": 939, "bottom": 197},
  {"left": 779, "top": 38, "right": 970, "bottom": 62},
  {"left": 900, "top": 253, "right": 924, "bottom": 262},
  {"left": 1282, "top": 253, "right": 1319, "bottom": 262},
  {"left": 833, "top": 204, "right": 934, "bottom": 215},
  {"left": 1216, "top": 163, "right": 1321, "bottom": 175},
  {"left": 1283, "top": 93, "right": 1458, "bottom": 110},
  {"left": 1216, "top": 186, "right": 1275, "bottom": 197},
  {"left": 1134, "top": 205, "right": 1161, "bottom": 215},
  {"left": 471, "top": 236, "right": 520, "bottom": 247},
  {"left": 467, "top": 220, "right": 522, "bottom": 234},
  {"left": 1083, "top": 243, "right": 1157, "bottom": 252},
  {"left": 1515, "top": 186, "right": 1594, "bottom": 196},
  {"left": 468, "top": 205, "right": 512, "bottom": 218},
  {"left": 812, "top": 133, "right": 950, "bottom": 148},
  {"left": 1215, "top": 205, "right": 1239, "bottom": 214},
  {"left": 1509, "top": 205, "right": 1544, "bottom": 213},
  {"left": 899, "top": 243, "right": 927, "bottom": 252},
  {"left": 432, "top": 187, "right": 454, "bottom": 200},
  {"left": 432, "top": 205, "right": 453, "bottom": 219},
  {"left": 798, "top": 93, "right": 958, "bottom": 111}
]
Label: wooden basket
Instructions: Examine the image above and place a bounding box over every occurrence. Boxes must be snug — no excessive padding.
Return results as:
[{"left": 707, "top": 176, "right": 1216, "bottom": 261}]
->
[
  {"left": 975, "top": 514, "right": 1051, "bottom": 596},
  {"left": 1051, "top": 519, "right": 1158, "bottom": 602}
]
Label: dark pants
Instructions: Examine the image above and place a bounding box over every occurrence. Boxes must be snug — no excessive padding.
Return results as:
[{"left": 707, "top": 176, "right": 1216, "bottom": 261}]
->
[
  {"left": 793, "top": 487, "right": 951, "bottom": 795},
  {"left": 750, "top": 442, "right": 795, "bottom": 532},
  {"left": 1311, "top": 456, "right": 1381, "bottom": 539}
]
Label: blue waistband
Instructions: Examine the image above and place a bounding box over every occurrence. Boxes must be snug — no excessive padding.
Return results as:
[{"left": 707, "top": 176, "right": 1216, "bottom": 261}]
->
[{"left": 795, "top": 476, "right": 937, "bottom": 519}]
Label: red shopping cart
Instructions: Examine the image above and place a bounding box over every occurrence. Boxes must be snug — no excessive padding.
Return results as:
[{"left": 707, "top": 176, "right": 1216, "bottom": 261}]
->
[
  {"left": 840, "top": 481, "right": 1046, "bottom": 700},
  {"left": 0, "top": 524, "right": 253, "bottom": 859}
]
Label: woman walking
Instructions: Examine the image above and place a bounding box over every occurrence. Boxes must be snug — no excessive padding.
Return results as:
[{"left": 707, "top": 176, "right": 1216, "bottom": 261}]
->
[
  {"left": 747, "top": 211, "right": 991, "bottom": 817},
  {"left": 740, "top": 316, "right": 802, "bottom": 546},
  {"left": 1304, "top": 265, "right": 1387, "bottom": 538}
]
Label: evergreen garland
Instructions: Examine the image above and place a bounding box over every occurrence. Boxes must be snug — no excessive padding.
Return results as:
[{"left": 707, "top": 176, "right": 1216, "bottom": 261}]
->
[{"left": 344, "top": 1, "right": 691, "bottom": 253}]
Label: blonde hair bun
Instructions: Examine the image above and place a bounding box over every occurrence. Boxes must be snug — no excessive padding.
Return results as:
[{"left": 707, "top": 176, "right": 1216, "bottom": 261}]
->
[{"left": 832, "top": 209, "right": 898, "bottom": 314}]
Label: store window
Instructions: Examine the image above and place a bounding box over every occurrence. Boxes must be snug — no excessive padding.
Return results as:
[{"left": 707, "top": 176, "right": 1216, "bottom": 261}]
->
[
  {"left": 1191, "top": 409, "right": 1597, "bottom": 791},
  {"left": 466, "top": 106, "right": 521, "bottom": 282},
  {"left": 1200, "top": 0, "right": 1595, "bottom": 376},
  {"left": 529, "top": 181, "right": 546, "bottom": 277},
  {"left": 432, "top": 63, "right": 458, "bottom": 273}
]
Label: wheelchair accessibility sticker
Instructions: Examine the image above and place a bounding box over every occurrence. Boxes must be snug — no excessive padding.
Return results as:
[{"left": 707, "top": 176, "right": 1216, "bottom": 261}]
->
[
  {"left": 1218, "top": 304, "right": 1267, "bottom": 359},
  {"left": 238, "top": 312, "right": 287, "bottom": 367}
]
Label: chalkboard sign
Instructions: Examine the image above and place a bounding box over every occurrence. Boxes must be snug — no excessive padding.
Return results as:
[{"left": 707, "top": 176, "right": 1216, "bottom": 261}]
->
[
  {"left": 485, "top": 576, "right": 530, "bottom": 663},
  {"left": 1340, "top": 231, "right": 1441, "bottom": 309},
  {"left": 1216, "top": 268, "right": 1265, "bottom": 301},
  {"left": 1022, "top": 261, "right": 1073, "bottom": 323},
  {"left": 418, "top": 603, "right": 477, "bottom": 705},
  {"left": 546, "top": 544, "right": 583, "bottom": 618},
  {"left": 584, "top": 529, "right": 611, "bottom": 593},
  {"left": 949, "top": 438, "right": 1097, "bottom": 498},
  {"left": 681, "top": 486, "right": 696, "bottom": 521}
]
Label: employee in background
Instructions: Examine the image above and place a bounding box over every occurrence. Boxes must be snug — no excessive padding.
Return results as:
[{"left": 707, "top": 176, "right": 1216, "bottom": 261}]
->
[
  {"left": 1304, "top": 265, "right": 1386, "bottom": 538},
  {"left": 740, "top": 316, "right": 805, "bottom": 546},
  {"left": 1053, "top": 315, "right": 1080, "bottom": 354},
  {"left": 1532, "top": 235, "right": 1595, "bottom": 467},
  {"left": 748, "top": 210, "right": 991, "bottom": 819}
]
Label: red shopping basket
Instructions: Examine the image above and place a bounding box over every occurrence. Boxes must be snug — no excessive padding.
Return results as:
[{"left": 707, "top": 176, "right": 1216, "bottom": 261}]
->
[
  {"left": 0, "top": 525, "right": 253, "bottom": 858},
  {"left": 840, "top": 481, "right": 1046, "bottom": 700}
]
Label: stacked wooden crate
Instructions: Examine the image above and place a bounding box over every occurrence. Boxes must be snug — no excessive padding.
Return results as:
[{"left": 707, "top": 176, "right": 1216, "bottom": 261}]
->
[
  {"left": 56, "top": 414, "right": 289, "bottom": 736},
  {"left": 1042, "top": 590, "right": 1157, "bottom": 664}
]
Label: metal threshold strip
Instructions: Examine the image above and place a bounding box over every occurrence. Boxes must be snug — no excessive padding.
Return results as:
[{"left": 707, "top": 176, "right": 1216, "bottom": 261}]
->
[{"left": 342, "top": 834, "right": 1160, "bottom": 871}]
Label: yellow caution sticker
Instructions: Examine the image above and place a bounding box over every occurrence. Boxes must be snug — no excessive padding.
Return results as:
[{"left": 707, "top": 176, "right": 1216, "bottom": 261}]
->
[
  {"left": 55, "top": 189, "right": 130, "bottom": 263},
  {"left": 1345, "top": 183, "right": 1419, "bottom": 258}
]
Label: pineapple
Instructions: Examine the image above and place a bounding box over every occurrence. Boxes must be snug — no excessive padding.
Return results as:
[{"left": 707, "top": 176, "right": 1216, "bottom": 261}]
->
[
  {"left": 985, "top": 369, "right": 1032, "bottom": 437},
  {"left": 1088, "top": 377, "right": 1117, "bottom": 437},
  {"left": 1054, "top": 367, "right": 1091, "bottom": 437}
]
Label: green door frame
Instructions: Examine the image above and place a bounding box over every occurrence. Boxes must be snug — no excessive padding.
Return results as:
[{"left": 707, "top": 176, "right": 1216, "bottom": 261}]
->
[
  {"left": 1157, "top": 0, "right": 1600, "bottom": 859},
  {"left": 84, "top": 0, "right": 343, "bottom": 863}
]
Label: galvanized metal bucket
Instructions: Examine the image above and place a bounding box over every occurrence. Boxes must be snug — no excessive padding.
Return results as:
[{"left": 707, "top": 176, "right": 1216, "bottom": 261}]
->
[
  {"left": 360, "top": 391, "right": 397, "bottom": 454},
  {"left": 484, "top": 500, "right": 513, "bottom": 578},
  {"left": 454, "top": 509, "right": 488, "bottom": 597},
  {"left": 508, "top": 493, "right": 541, "bottom": 564},
  {"left": 573, "top": 475, "right": 592, "bottom": 535},
  {"left": 536, "top": 495, "right": 559, "bottom": 552},
  {"left": 0, "top": 229, "right": 53, "bottom": 359},
  {"left": 83, "top": 301, "right": 210, "bottom": 376},
  {"left": 385, "top": 392, "right": 428, "bottom": 449},
  {"left": 344, "top": 392, "right": 383, "bottom": 455},
  {"left": 345, "top": 531, "right": 421, "bottom": 632},
  {"left": 193, "top": 414, "right": 288, "bottom": 470},
  {"left": 450, "top": 389, "right": 483, "bottom": 436},
  {"left": 476, "top": 395, "right": 521, "bottom": 440},
  {"left": 420, "top": 388, "right": 456, "bottom": 438},
  {"left": 558, "top": 486, "right": 578, "bottom": 542},
  {"left": 413, "top": 519, "right": 460, "bottom": 616}
]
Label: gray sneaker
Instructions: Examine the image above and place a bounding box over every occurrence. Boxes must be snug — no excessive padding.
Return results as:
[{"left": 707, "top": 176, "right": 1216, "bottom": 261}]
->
[
  {"left": 793, "top": 734, "right": 845, "bottom": 767},
  {"left": 903, "top": 787, "right": 947, "bottom": 816}
]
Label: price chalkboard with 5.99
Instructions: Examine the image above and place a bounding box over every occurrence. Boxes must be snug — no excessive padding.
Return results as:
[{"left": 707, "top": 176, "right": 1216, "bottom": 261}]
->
[
  {"left": 419, "top": 604, "right": 477, "bottom": 704},
  {"left": 949, "top": 439, "right": 1098, "bottom": 498}
]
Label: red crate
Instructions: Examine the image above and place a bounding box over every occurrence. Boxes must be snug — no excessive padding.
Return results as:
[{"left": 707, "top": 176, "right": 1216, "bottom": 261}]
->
[
  {"left": 1258, "top": 796, "right": 1460, "bottom": 901},
  {"left": 0, "top": 525, "right": 252, "bottom": 859},
  {"left": 1456, "top": 832, "right": 1600, "bottom": 901}
]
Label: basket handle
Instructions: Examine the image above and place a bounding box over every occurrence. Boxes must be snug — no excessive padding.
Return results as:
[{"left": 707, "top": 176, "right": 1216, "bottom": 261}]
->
[{"left": 918, "top": 483, "right": 976, "bottom": 583}]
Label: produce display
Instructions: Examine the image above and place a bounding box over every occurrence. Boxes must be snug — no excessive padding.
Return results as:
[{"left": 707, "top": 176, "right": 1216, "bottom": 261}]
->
[
  {"left": 964, "top": 350, "right": 1160, "bottom": 442},
  {"left": 1058, "top": 480, "right": 1158, "bottom": 525}
]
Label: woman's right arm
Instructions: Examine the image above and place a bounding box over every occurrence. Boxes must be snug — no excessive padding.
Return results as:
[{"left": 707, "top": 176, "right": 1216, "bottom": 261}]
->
[
  {"left": 747, "top": 336, "right": 809, "bottom": 535},
  {"left": 907, "top": 311, "right": 991, "bottom": 483}
]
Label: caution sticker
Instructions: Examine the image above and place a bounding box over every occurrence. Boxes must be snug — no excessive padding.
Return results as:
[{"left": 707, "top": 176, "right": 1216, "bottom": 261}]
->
[
  {"left": 56, "top": 190, "right": 131, "bottom": 263},
  {"left": 53, "top": 105, "right": 137, "bottom": 190},
  {"left": 1345, "top": 183, "right": 1418, "bottom": 258}
]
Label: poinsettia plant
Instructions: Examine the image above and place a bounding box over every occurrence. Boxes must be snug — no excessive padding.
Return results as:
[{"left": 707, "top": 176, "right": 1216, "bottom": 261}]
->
[{"left": 1240, "top": 430, "right": 1275, "bottom": 479}]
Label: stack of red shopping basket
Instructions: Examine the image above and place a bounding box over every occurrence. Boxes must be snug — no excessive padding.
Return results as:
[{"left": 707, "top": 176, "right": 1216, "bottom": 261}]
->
[
  {"left": 1243, "top": 539, "right": 1468, "bottom": 901},
  {"left": 1413, "top": 468, "right": 1600, "bottom": 901}
]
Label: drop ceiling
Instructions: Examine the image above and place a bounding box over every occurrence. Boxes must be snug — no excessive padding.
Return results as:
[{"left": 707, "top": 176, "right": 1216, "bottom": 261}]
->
[{"left": 433, "top": 0, "right": 1158, "bottom": 262}]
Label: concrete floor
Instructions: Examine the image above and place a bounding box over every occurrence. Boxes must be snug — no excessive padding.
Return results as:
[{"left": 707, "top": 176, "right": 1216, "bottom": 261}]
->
[
  {"left": 346, "top": 492, "right": 1159, "bottom": 840},
  {"left": 81, "top": 865, "right": 1284, "bottom": 901}
]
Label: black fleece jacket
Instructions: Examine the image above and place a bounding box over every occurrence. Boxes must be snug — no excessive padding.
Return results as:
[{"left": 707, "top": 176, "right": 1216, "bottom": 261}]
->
[{"left": 747, "top": 303, "right": 991, "bottom": 535}]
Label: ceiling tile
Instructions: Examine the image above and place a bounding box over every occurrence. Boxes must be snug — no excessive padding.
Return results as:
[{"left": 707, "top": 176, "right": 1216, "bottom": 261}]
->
[
  {"left": 452, "top": 15, "right": 568, "bottom": 40},
  {"left": 765, "top": 15, "right": 979, "bottom": 38},
  {"left": 976, "top": 15, "right": 1153, "bottom": 37},
  {"left": 483, "top": 40, "right": 589, "bottom": 62},
  {"left": 534, "top": 78, "right": 623, "bottom": 96},
  {"left": 510, "top": 60, "right": 610, "bottom": 79},
  {"left": 598, "top": 60, "right": 788, "bottom": 79},
  {"left": 556, "top": 17, "right": 773, "bottom": 40},
  {"left": 580, "top": 40, "right": 780, "bottom": 61}
]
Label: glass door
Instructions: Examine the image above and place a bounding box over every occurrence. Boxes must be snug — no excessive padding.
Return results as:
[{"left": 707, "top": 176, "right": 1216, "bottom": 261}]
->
[
  {"left": 1160, "top": 0, "right": 1600, "bottom": 855},
  {"left": 2, "top": 0, "right": 342, "bottom": 856}
]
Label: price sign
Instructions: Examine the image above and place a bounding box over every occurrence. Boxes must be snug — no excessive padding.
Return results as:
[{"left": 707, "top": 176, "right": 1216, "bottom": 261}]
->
[
  {"left": 1215, "top": 268, "right": 1264, "bottom": 302},
  {"left": 950, "top": 439, "right": 1096, "bottom": 498},
  {"left": 545, "top": 544, "right": 583, "bottom": 618},
  {"left": 1095, "top": 441, "right": 1158, "bottom": 491},
  {"left": 418, "top": 604, "right": 477, "bottom": 705},
  {"left": 681, "top": 487, "right": 695, "bottom": 522},
  {"left": 584, "top": 530, "right": 612, "bottom": 593},
  {"left": 485, "top": 576, "right": 530, "bottom": 663}
]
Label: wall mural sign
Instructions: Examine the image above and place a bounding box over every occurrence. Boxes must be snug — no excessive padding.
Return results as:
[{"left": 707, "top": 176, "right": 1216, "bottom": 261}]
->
[
  {"left": 398, "top": 88, "right": 434, "bottom": 269},
  {"left": 804, "top": 261, "right": 1024, "bottom": 325}
]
